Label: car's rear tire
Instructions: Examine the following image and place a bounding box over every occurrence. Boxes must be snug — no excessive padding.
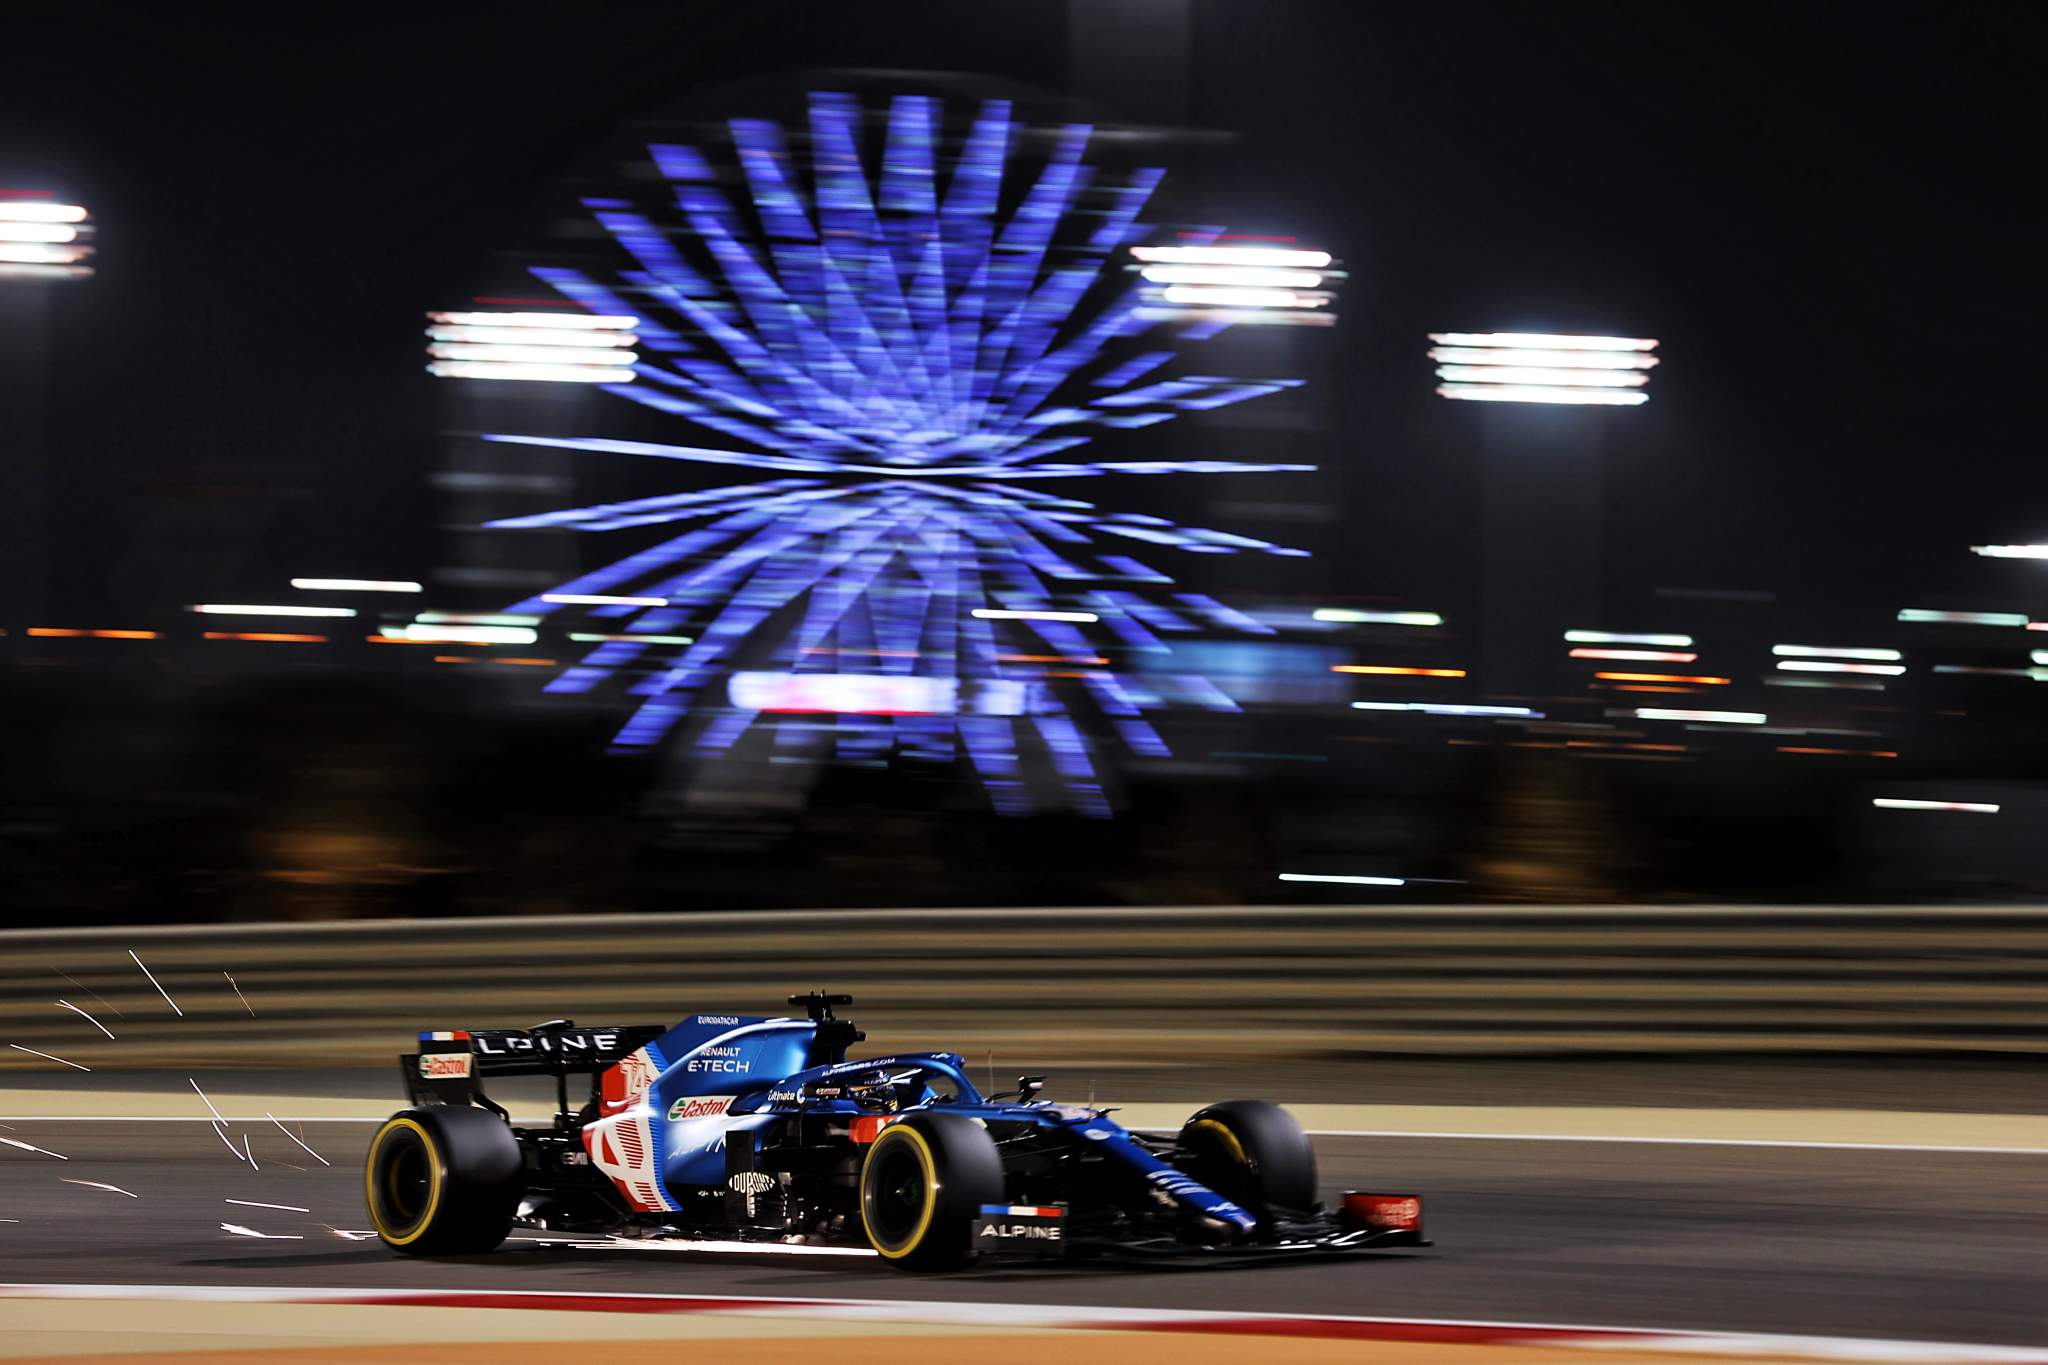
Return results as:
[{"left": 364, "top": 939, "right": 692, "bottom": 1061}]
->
[
  {"left": 858, "top": 1113, "right": 1003, "bottom": 1271},
  {"left": 365, "top": 1105, "right": 523, "bottom": 1254},
  {"left": 1177, "top": 1099, "right": 1318, "bottom": 1222}
]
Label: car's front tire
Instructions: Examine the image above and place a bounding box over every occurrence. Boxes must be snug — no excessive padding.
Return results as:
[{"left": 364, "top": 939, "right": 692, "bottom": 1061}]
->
[
  {"left": 365, "top": 1105, "right": 523, "bottom": 1254},
  {"left": 1177, "top": 1099, "right": 1318, "bottom": 1223},
  {"left": 858, "top": 1113, "right": 1003, "bottom": 1271}
]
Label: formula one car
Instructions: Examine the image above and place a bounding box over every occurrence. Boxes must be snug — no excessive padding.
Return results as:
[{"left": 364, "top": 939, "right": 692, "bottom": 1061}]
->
[{"left": 365, "top": 994, "right": 1425, "bottom": 1269}]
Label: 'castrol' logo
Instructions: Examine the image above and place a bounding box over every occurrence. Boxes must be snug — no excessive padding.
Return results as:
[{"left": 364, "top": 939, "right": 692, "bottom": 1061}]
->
[
  {"left": 666, "top": 1095, "right": 734, "bottom": 1122},
  {"left": 418, "top": 1052, "right": 472, "bottom": 1080}
]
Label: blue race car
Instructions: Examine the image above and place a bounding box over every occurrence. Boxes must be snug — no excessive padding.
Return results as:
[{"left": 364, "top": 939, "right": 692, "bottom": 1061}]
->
[{"left": 367, "top": 993, "right": 1425, "bottom": 1269}]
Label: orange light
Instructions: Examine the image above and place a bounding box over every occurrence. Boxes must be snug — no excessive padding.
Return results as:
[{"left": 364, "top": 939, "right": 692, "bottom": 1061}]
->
[
  {"left": 1594, "top": 671, "right": 1729, "bottom": 685},
  {"left": 26, "top": 627, "right": 158, "bottom": 640},
  {"left": 1609, "top": 684, "right": 1697, "bottom": 693},
  {"left": 203, "top": 631, "right": 327, "bottom": 643},
  {"left": 368, "top": 634, "right": 441, "bottom": 645},
  {"left": 1779, "top": 745, "right": 1900, "bottom": 758},
  {"left": 1627, "top": 743, "right": 1689, "bottom": 753},
  {"left": 1331, "top": 665, "right": 1467, "bottom": 677},
  {"left": 434, "top": 655, "right": 556, "bottom": 667}
]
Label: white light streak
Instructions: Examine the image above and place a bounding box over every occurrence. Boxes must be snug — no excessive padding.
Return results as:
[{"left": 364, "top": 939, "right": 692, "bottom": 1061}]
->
[
  {"left": 1428, "top": 332, "right": 1657, "bottom": 351},
  {"left": 1566, "top": 630, "right": 1694, "bottom": 647},
  {"left": 1437, "top": 384, "right": 1648, "bottom": 406},
  {"left": 1427, "top": 347, "right": 1658, "bottom": 370},
  {"left": 1772, "top": 645, "right": 1902, "bottom": 661},
  {"left": 209, "top": 1123, "right": 247, "bottom": 1163},
  {"left": 221, "top": 1223, "right": 301, "bottom": 1240},
  {"left": 971, "top": 608, "right": 1099, "bottom": 623},
  {"left": 1278, "top": 873, "right": 1406, "bottom": 886},
  {"left": 8, "top": 1045, "right": 88, "bottom": 1072},
  {"left": 1872, "top": 799, "right": 2000, "bottom": 814},
  {"left": 567, "top": 1234, "right": 879, "bottom": 1258},
  {"left": 326, "top": 1227, "right": 375, "bottom": 1241},
  {"left": 130, "top": 951, "right": 183, "bottom": 1016},
  {"left": 427, "top": 311, "right": 638, "bottom": 330},
  {"left": 0, "top": 1136, "right": 68, "bottom": 1160},
  {"left": 225, "top": 973, "right": 254, "bottom": 1017},
  {"left": 568, "top": 632, "right": 694, "bottom": 645},
  {"left": 1160, "top": 285, "right": 1327, "bottom": 309},
  {"left": 1351, "top": 703, "right": 1538, "bottom": 717},
  {"left": 267, "top": 1113, "right": 331, "bottom": 1167},
  {"left": 0, "top": 221, "right": 78, "bottom": 243},
  {"left": 226, "top": 1198, "right": 309, "bottom": 1213},
  {"left": 1969, "top": 545, "right": 2048, "bottom": 560},
  {"left": 1138, "top": 264, "right": 1324, "bottom": 288},
  {"left": 0, "top": 202, "right": 88, "bottom": 223},
  {"left": 426, "top": 361, "right": 636, "bottom": 384},
  {"left": 190, "top": 604, "right": 356, "bottom": 619},
  {"left": 427, "top": 343, "right": 642, "bottom": 366},
  {"left": 0, "top": 243, "right": 89, "bottom": 265},
  {"left": 1897, "top": 609, "right": 2029, "bottom": 626},
  {"left": 1313, "top": 609, "right": 1443, "bottom": 626},
  {"left": 413, "top": 612, "right": 540, "bottom": 625},
  {"left": 242, "top": 1134, "right": 258, "bottom": 1169},
  {"left": 54, "top": 1001, "right": 113, "bottom": 1040},
  {"left": 1634, "top": 708, "right": 1767, "bottom": 725},
  {"left": 1776, "top": 660, "right": 1907, "bottom": 676},
  {"left": 188, "top": 1079, "right": 229, "bottom": 1124},
  {"left": 1130, "top": 245, "right": 1332, "bottom": 268},
  {"left": 289, "top": 578, "right": 422, "bottom": 593},
  {"left": 1436, "top": 365, "right": 1648, "bottom": 388},
  {"left": 62, "top": 1179, "right": 137, "bottom": 1198},
  {"left": 1568, "top": 648, "right": 1698, "bottom": 662},
  {"left": 542, "top": 593, "right": 668, "bottom": 607},
  {"left": 2034, "top": 651, "right": 2048, "bottom": 666},
  {"left": 397, "top": 624, "right": 539, "bottom": 645}
]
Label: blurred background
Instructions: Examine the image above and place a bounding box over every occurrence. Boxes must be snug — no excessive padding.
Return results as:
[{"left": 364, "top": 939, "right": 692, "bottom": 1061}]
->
[{"left": 2, "top": 1, "right": 2043, "bottom": 926}]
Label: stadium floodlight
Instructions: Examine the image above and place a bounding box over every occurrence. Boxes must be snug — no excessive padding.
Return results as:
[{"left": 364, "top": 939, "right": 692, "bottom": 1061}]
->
[
  {"left": 1970, "top": 545, "right": 2048, "bottom": 560},
  {"left": 1277, "top": 873, "right": 1405, "bottom": 886},
  {"left": 424, "top": 309, "right": 639, "bottom": 383},
  {"left": 0, "top": 194, "right": 94, "bottom": 280},
  {"left": 1633, "top": 707, "right": 1767, "bottom": 724},
  {"left": 1776, "top": 660, "right": 1907, "bottom": 676},
  {"left": 1431, "top": 332, "right": 1659, "bottom": 405},
  {"left": 190, "top": 603, "right": 356, "bottom": 618},
  {"left": 1872, "top": 798, "right": 1999, "bottom": 814},
  {"left": 1136, "top": 243, "right": 1340, "bottom": 326}
]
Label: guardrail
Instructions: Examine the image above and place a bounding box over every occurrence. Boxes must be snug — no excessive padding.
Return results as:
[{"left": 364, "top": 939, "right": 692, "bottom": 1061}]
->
[{"left": 3, "top": 906, "right": 2045, "bottom": 1069}]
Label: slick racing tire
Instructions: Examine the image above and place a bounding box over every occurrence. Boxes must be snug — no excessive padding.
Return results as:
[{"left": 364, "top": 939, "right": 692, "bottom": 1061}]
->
[
  {"left": 858, "top": 1113, "right": 1003, "bottom": 1271},
  {"left": 1178, "top": 1099, "right": 1318, "bottom": 1223},
  {"left": 365, "top": 1105, "right": 523, "bottom": 1255}
]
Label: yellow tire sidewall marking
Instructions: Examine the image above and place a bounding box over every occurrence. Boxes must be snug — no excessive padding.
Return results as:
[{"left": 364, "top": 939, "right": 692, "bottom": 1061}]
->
[
  {"left": 365, "top": 1116, "right": 443, "bottom": 1247},
  {"left": 1191, "top": 1117, "right": 1248, "bottom": 1165},
  {"left": 860, "top": 1124, "right": 939, "bottom": 1259}
]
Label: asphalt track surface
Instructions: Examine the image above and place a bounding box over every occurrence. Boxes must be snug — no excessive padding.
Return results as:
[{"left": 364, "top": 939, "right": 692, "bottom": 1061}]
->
[{"left": 3, "top": 1119, "right": 2045, "bottom": 1349}]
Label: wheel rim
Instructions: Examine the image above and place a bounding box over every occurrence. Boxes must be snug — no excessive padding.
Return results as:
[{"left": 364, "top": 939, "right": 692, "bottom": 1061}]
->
[{"left": 863, "top": 1138, "right": 931, "bottom": 1251}]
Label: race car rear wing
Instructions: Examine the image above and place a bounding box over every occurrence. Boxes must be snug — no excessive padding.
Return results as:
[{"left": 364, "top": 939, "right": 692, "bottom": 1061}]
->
[{"left": 405, "top": 1021, "right": 666, "bottom": 1115}]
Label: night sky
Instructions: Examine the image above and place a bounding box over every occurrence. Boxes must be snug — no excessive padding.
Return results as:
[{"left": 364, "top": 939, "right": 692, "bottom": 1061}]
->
[{"left": 4, "top": 2, "right": 2041, "bottom": 627}]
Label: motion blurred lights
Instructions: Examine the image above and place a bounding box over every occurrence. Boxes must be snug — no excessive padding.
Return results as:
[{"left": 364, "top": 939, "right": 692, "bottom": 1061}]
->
[
  {"left": 542, "top": 593, "right": 668, "bottom": 607},
  {"left": 1633, "top": 707, "right": 1767, "bottom": 724},
  {"left": 729, "top": 671, "right": 1027, "bottom": 717},
  {"left": 972, "top": 608, "right": 1099, "bottom": 623},
  {"left": 1565, "top": 630, "right": 1693, "bottom": 647},
  {"left": 1772, "top": 645, "right": 1902, "bottom": 661},
  {"left": 0, "top": 195, "right": 93, "bottom": 280},
  {"left": 1352, "top": 702, "right": 1538, "bottom": 717},
  {"left": 1872, "top": 798, "right": 2000, "bottom": 814},
  {"left": 1897, "top": 609, "right": 2029, "bottom": 626},
  {"left": 1134, "top": 244, "right": 1338, "bottom": 326},
  {"left": 1313, "top": 609, "right": 1443, "bottom": 626},
  {"left": 1430, "top": 333, "right": 1658, "bottom": 405},
  {"left": 190, "top": 603, "right": 356, "bottom": 618},
  {"left": 1776, "top": 660, "right": 1907, "bottom": 676},
  {"left": 424, "top": 310, "right": 639, "bottom": 383},
  {"left": 289, "top": 578, "right": 422, "bottom": 593},
  {"left": 1569, "top": 648, "right": 1698, "bottom": 662},
  {"left": 397, "top": 623, "right": 537, "bottom": 645},
  {"left": 1331, "top": 665, "right": 1467, "bottom": 677},
  {"left": 1277, "top": 873, "right": 1405, "bottom": 886},
  {"left": 1970, "top": 545, "right": 2048, "bottom": 560}
]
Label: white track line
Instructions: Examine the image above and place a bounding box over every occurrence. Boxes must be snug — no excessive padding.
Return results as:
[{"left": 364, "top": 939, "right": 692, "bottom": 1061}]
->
[{"left": 0, "top": 1283, "right": 2041, "bottom": 1363}]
